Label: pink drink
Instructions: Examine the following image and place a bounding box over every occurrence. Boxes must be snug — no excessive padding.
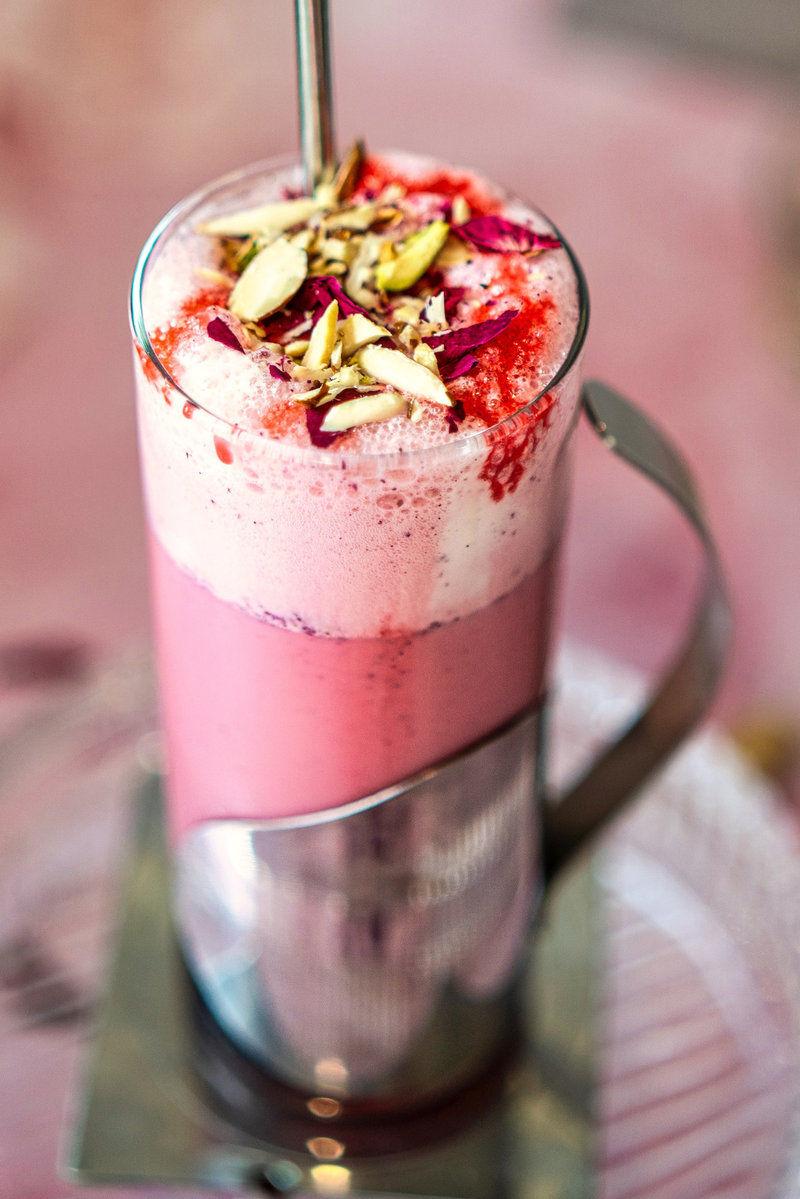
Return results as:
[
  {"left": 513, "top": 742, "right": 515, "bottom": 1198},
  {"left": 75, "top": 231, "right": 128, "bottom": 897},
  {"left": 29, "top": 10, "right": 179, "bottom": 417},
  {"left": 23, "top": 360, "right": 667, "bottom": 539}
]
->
[
  {"left": 132, "top": 152, "right": 584, "bottom": 838},
  {"left": 150, "top": 535, "right": 559, "bottom": 832}
]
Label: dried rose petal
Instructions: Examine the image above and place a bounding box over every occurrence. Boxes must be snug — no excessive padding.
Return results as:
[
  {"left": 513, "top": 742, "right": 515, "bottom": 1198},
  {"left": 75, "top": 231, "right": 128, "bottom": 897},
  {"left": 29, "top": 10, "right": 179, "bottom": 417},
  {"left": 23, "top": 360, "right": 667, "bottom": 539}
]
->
[
  {"left": 455, "top": 216, "right": 561, "bottom": 254},
  {"left": 426, "top": 309, "right": 519, "bottom": 356},
  {"left": 440, "top": 352, "right": 478, "bottom": 382},
  {"left": 207, "top": 316, "right": 246, "bottom": 352},
  {"left": 446, "top": 400, "right": 466, "bottom": 433},
  {"left": 258, "top": 309, "right": 309, "bottom": 342},
  {"left": 443, "top": 286, "right": 467, "bottom": 319},
  {"left": 269, "top": 364, "right": 291, "bottom": 381},
  {"left": 306, "top": 401, "right": 342, "bottom": 448},
  {"left": 426, "top": 309, "right": 518, "bottom": 381},
  {"left": 296, "top": 275, "right": 373, "bottom": 322}
]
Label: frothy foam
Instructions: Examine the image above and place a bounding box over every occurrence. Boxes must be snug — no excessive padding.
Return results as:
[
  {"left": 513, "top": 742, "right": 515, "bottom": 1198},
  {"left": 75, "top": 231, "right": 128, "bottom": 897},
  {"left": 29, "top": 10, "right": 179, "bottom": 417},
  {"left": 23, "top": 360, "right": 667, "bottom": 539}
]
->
[{"left": 135, "top": 153, "right": 584, "bottom": 638}]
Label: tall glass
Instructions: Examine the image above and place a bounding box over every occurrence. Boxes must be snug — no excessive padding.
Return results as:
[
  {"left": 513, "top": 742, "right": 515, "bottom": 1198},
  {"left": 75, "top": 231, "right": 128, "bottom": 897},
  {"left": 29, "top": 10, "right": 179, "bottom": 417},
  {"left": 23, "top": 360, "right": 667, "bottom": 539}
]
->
[{"left": 131, "top": 156, "right": 588, "bottom": 1102}]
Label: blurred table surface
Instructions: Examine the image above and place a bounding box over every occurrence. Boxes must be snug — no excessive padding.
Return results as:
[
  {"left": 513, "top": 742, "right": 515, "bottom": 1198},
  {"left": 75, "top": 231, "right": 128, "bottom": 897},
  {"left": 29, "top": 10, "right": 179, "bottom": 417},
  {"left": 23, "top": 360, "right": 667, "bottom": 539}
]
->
[{"left": 1, "top": 0, "right": 800, "bottom": 1193}]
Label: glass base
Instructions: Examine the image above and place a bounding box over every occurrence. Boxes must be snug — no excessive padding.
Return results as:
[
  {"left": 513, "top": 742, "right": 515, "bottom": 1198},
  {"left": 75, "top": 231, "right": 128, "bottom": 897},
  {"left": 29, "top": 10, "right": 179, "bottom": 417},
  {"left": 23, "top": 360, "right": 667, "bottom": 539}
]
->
[{"left": 64, "top": 773, "right": 597, "bottom": 1197}]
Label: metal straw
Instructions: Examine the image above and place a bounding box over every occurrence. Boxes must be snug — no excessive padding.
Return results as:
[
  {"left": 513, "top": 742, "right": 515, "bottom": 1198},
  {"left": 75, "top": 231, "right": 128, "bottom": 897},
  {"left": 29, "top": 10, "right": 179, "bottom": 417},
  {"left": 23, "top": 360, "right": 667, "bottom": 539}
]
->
[{"left": 294, "top": 0, "right": 336, "bottom": 194}]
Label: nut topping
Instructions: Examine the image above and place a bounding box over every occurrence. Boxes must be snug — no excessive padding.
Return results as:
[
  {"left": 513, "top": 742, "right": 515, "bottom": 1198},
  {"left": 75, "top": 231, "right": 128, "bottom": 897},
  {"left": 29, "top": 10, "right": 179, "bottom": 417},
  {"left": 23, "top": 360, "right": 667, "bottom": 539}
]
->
[
  {"left": 228, "top": 237, "right": 308, "bottom": 322},
  {"left": 319, "top": 390, "right": 407, "bottom": 432},
  {"left": 201, "top": 197, "right": 325, "bottom": 239},
  {"left": 357, "top": 344, "right": 452, "bottom": 407}
]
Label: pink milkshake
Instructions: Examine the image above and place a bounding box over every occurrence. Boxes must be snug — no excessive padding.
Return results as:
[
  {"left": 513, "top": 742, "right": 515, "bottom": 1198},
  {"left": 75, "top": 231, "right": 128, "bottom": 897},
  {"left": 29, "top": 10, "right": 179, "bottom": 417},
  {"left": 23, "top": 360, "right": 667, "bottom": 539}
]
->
[{"left": 132, "top": 148, "right": 586, "bottom": 839}]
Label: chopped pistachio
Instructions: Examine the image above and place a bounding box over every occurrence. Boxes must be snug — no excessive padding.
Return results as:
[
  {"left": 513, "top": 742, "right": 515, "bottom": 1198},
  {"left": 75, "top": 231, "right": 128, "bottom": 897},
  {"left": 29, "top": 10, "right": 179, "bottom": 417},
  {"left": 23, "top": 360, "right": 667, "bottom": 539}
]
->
[
  {"left": 311, "top": 260, "right": 347, "bottom": 277},
  {"left": 290, "top": 228, "right": 318, "bottom": 253},
  {"left": 303, "top": 300, "right": 339, "bottom": 369},
  {"left": 346, "top": 234, "right": 381, "bottom": 304},
  {"left": 327, "top": 364, "right": 363, "bottom": 393},
  {"left": 320, "top": 390, "right": 407, "bottom": 432},
  {"left": 319, "top": 236, "right": 358, "bottom": 264},
  {"left": 373, "top": 206, "right": 403, "bottom": 229},
  {"left": 357, "top": 344, "right": 452, "bottom": 407},
  {"left": 312, "top": 183, "right": 337, "bottom": 208},
  {"left": 397, "top": 324, "right": 421, "bottom": 351},
  {"left": 375, "top": 220, "right": 450, "bottom": 292},
  {"left": 228, "top": 237, "right": 308, "bottom": 322},
  {"left": 293, "top": 384, "right": 326, "bottom": 404},
  {"left": 378, "top": 240, "right": 397, "bottom": 265},
  {"left": 339, "top": 312, "right": 386, "bottom": 357},
  {"left": 201, "top": 197, "right": 326, "bottom": 239},
  {"left": 392, "top": 299, "right": 425, "bottom": 326},
  {"left": 291, "top": 363, "right": 333, "bottom": 382},
  {"left": 231, "top": 238, "right": 261, "bottom": 272}
]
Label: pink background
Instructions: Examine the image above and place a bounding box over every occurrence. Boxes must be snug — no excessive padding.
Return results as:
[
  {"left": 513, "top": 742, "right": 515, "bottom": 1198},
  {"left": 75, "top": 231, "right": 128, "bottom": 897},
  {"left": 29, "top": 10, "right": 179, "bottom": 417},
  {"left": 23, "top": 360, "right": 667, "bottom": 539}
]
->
[{"left": 1, "top": 3, "right": 800, "bottom": 1194}]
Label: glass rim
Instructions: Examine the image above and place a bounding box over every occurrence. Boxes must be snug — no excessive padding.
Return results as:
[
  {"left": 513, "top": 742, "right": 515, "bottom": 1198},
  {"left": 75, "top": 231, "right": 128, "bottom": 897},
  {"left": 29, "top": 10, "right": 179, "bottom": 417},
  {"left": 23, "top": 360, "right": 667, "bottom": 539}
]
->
[{"left": 130, "top": 153, "right": 590, "bottom": 466}]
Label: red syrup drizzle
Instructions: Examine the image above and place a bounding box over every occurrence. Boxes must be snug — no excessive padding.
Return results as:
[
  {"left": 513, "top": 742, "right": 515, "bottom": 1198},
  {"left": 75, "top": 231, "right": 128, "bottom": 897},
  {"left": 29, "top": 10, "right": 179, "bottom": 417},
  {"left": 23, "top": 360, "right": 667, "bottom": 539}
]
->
[
  {"left": 448, "top": 256, "right": 558, "bottom": 501},
  {"left": 214, "top": 435, "right": 234, "bottom": 464},
  {"left": 354, "top": 159, "right": 501, "bottom": 217},
  {"left": 139, "top": 285, "right": 230, "bottom": 404}
]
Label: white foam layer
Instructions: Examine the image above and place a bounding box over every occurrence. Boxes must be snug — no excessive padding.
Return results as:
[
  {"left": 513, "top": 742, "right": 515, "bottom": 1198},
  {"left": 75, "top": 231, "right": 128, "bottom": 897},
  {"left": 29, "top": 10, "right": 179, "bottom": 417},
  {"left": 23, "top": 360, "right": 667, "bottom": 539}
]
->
[{"left": 135, "top": 154, "right": 584, "bottom": 637}]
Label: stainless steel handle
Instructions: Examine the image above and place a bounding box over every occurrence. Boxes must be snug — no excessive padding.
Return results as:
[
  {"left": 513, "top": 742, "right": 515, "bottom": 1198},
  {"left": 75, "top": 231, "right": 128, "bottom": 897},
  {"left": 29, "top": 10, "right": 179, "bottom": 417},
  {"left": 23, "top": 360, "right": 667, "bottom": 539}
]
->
[{"left": 542, "top": 379, "right": 731, "bottom": 877}]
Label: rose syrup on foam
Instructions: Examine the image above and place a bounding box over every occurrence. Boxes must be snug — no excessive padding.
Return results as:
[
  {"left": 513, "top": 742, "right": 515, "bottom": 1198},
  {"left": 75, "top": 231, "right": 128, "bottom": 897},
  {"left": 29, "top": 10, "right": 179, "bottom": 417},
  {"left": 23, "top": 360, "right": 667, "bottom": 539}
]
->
[{"left": 135, "top": 153, "right": 582, "bottom": 837}]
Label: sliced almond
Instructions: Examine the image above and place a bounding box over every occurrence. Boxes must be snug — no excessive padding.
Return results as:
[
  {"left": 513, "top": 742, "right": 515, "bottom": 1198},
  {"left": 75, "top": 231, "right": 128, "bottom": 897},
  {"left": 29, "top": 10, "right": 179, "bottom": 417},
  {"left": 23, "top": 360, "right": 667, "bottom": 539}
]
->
[
  {"left": 228, "top": 237, "right": 308, "bottom": 322},
  {"left": 303, "top": 300, "right": 339, "bottom": 369},
  {"left": 329, "top": 338, "right": 343, "bottom": 368},
  {"left": 408, "top": 398, "right": 424, "bottom": 423},
  {"left": 413, "top": 342, "right": 440, "bottom": 375},
  {"left": 322, "top": 204, "right": 378, "bottom": 232},
  {"left": 357, "top": 344, "right": 452, "bottom": 407},
  {"left": 285, "top": 338, "right": 311, "bottom": 357},
  {"left": 340, "top": 312, "right": 386, "bottom": 357},
  {"left": 451, "top": 195, "right": 471, "bottom": 226},
  {"left": 320, "top": 390, "right": 407, "bottom": 432},
  {"left": 201, "top": 197, "right": 325, "bottom": 239},
  {"left": 378, "top": 183, "right": 407, "bottom": 205},
  {"left": 375, "top": 220, "right": 450, "bottom": 292}
]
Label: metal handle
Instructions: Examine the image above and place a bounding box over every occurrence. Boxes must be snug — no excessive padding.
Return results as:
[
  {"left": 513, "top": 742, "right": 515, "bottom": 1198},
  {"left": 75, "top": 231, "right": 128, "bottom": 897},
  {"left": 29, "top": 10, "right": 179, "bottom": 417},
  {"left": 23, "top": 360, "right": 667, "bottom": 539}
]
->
[{"left": 542, "top": 379, "right": 731, "bottom": 878}]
